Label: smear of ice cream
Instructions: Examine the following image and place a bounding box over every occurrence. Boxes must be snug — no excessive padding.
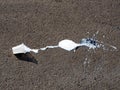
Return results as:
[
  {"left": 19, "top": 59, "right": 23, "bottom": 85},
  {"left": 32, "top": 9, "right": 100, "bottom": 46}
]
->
[
  {"left": 80, "top": 30, "right": 117, "bottom": 50},
  {"left": 79, "top": 38, "right": 100, "bottom": 49},
  {"left": 95, "top": 40, "right": 117, "bottom": 50},
  {"left": 40, "top": 38, "right": 101, "bottom": 51},
  {"left": 40, "top": 37, "right": 117, "bottom": 52},
  {"left": 40, "top": 39, "right": 80, "bottom": 51},
  {"left": 40, "top": 45, "right": 59, "bottom": 50}
]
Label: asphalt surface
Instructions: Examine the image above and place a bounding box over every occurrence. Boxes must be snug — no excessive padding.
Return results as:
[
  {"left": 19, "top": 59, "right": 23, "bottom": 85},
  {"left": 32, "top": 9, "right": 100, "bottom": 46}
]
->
[{"left": 0, "top": 0, "right": 120, "bottom": 90}]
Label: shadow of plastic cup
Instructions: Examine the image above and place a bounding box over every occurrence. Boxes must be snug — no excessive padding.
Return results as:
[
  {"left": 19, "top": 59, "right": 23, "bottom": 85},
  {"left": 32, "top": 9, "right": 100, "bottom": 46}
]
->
[
  {"left": 14, "top": 53, "right": 38, "bottom": 64},
  {"left": 12, "top": 43, "right": 38, "bottom": 64}
]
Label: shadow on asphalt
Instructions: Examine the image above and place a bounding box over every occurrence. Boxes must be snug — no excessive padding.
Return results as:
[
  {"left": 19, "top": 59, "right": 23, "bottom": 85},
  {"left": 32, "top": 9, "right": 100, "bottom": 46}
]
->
[{"left": 14, "top": 52, "right": 38, "bottom": 64}]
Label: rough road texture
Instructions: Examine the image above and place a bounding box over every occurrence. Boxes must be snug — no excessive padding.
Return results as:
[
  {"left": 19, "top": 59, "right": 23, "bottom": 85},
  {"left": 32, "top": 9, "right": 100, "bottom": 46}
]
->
[{"left": 0, "top": 0, "right": 120, "bottom": 90}]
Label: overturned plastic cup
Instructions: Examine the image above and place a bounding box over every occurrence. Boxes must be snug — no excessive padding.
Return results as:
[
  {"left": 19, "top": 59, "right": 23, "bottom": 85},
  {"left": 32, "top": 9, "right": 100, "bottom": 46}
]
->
[{"left": 12, "top": 43, "right": 39, "bottom": 54}]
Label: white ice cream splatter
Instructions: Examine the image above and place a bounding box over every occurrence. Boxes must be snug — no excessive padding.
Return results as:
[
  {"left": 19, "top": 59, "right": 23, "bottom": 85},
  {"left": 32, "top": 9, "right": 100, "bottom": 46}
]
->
[
  {"left": 40, "top": 39, "right": 80, "bottom": 51},
  {"left": 40, "top": 37, "right": 117, "bottom": 52},
  {"left": 40, "top": 45, "right": 59, "bottom": 51},
  {"left": 79, "top": 38, "right": 100, "bottom": 49}
]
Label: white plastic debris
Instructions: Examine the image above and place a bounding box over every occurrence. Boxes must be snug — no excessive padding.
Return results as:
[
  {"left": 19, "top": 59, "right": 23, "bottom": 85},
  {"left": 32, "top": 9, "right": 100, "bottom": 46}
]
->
[{"left": 12, "top": 43, "right": 39, "bottom": 54}]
